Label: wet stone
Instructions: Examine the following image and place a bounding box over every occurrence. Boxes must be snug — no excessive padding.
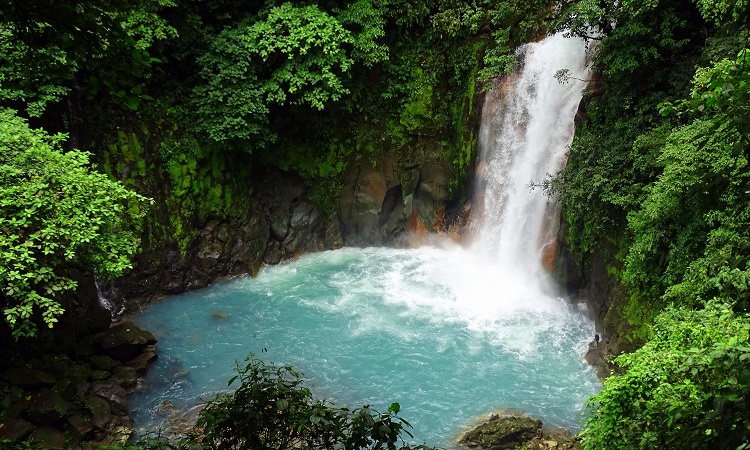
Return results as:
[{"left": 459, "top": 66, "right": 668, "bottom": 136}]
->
[{"left": 29, "top": 426, "right": 66, "bottom": 449}]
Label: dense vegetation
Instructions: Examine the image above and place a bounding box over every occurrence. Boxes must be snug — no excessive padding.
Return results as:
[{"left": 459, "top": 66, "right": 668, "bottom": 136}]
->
[
  {"left": 550, "top": 0, "right": 750, "bottom": 448},
  {"left": 2, "top": 0, "right": 750, "bottom": 448},
  {"left": 0, "top": 109, "right": 148, "bottom": 339}
]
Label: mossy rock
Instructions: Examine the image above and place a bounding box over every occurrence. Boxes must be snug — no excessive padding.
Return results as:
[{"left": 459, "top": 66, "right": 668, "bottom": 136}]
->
[
  {"left": 84, "top": 395, "right": 111, "bottom": 415},
  {"left": 111, "top": 366, "right": 138, "bottom": 390},
  {"left": 39, "top": 354, "right": 76, "bottom": 378},
  {"left": 91, "top": 370, "right": 111, "bottom": 380},
  {"left": 23, "top": 390, "right": 69, "bottom": 425},
  {"left": 460, "top": 416, "right": 543, "bottom": 450},
  {"left": 67, "top": 363, "right": 94, "bottom": 384},
  {"left": 5, "top": 368, "right": 56, "bottom": 388},
  {"left": 90, "top": 355, "right": 121, "bottom": 371}
]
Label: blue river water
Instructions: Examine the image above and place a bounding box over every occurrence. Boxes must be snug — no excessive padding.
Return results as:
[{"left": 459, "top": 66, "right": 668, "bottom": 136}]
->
[{"left": 129, "top": 245, "right": 600, "bottom": 447}]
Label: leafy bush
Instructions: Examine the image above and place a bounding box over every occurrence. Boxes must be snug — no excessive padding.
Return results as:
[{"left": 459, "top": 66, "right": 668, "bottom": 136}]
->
[
  {"left": 104, "top": 355, "right": 434, "bottom": 450},
  {"left": 581, "top": 302, "right": 750, "bottom": 450},
  {"left": 193, "top": 355, "right": 433, "bottom": 450},
  {"left": 0, "top": 108, "right": 148, "bottom": 338}
]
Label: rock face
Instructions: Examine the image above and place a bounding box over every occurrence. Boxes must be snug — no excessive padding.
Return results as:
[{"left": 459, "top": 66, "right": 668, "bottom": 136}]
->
[
  {"left": 104, "top": 169, "right": 343, "bottom": 309},
  {"left": 584, "top": 337, "right": 615, "bottom": 378},
  {"left": 556, "top": 216, "right": 631, "bottom": 366},
  {"left": 339, "top": 140, "right": 467, "bottom": 246}
]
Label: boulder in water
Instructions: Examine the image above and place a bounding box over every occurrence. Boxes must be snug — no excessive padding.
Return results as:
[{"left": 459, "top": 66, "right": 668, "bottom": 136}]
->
[
  {"left": 459, "top": 414, "right": 582, "bottom": 450},
  {"left": 212, "top": 310, "right": 230, "bottom": 319},
  {"left": 459, "top": 416, "right": 543, "bottom": 449}
]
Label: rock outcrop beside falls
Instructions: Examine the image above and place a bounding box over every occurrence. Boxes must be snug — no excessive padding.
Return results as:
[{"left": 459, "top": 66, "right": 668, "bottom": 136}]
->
[{"left": 105, "top": 146, "right": 472, "bottom": 310}]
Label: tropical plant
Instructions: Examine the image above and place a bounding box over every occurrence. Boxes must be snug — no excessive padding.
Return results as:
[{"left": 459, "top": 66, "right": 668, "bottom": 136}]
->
[
  {"left": 581, "top": 302, "right": 750, "bottom": 450},
  {"left": 100, "top": 354, "right": 435, "bottom": 450},
  {"left": 0, "top": 108, "right": 148, "bottom": 338},
  {"left": 193, "top": 355, "right": 432, "bottom": 450}
]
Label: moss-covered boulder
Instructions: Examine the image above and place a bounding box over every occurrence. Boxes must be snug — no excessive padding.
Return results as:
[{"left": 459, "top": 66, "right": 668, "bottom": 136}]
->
[
  {"left": 460, "top": 416, "right": 543, "bottom": 450},
  {"left": 22, "top": 390, "right": 69, "bottom": 425},
  {"left": 5, "top": 368, "right": 56, "bottom": 389},
  {"left": 97, "top": 322, "right": 157, "bottom": 361}
]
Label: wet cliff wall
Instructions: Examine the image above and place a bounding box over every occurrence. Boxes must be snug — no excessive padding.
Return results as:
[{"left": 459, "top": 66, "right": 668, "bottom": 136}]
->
[{"left": 97, "top": 54, "right": 484, "bottom": 310}]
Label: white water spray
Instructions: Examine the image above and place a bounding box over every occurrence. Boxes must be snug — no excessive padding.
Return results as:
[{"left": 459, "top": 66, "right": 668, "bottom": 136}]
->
[{"left": 470, "top": 34, "right": 591, "bottom": 287}]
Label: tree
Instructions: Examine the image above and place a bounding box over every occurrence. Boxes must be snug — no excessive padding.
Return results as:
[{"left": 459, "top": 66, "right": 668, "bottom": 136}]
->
[
  {"left": 194, "top": 2, "right": 357, "bottom": 148},
  {"left": 0, "top": 0, "right": 171, "bottom": 117},
  {"left": 0, "top": 108, "right": 148, "bottom": 338}
]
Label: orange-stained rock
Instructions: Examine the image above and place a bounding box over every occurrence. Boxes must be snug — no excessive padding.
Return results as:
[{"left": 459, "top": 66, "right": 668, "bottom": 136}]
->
[{"left": 541, "top": 240, "right": 559, "bottom": 274}]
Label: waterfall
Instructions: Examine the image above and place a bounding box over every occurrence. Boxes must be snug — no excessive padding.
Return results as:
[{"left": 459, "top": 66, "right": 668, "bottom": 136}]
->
[
  {"left": 469, "top": 34, "right": 591, "bottom": 287},
  {"left": 95, "top": 278, "right": 124, "bottom": 319}
]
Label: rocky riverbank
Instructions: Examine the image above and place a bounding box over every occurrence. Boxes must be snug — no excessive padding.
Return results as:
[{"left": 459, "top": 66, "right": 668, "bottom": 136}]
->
[{"left": 0, "top": 322, "right": 157, "bottom": 449}]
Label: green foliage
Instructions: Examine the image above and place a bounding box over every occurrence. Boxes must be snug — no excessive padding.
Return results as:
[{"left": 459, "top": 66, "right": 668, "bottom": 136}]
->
[
  {"left": 0, "top": 0, "right": 161, "bottom": 115},
  {"left": 194, "top": 3, "right": 356, "bottom": 147},
  {"left": 694, "top": 0, "right": 749, "bottom": 25},
  {"left": 552, "top": 3, "right": 750, "bottom": 446},
  {"left": 102, "top": 355, "right": 436, "bottom": 450},
  {"left": 581, "top": 303, "right": 750, "bottom": 450},
  {"left": 553, "top": 0, "right": 750, "bottom": 328},
  {"left": 0, "top": 109, "right": 148, "bottom": 338},
  {"left": 159, "top": 135, "right": 248, "bottom": 254},
  {"left": 194, "top": 355, "right": 431, "bottom": 450},
  {"left": 0, "top": 26, "right": 72, "bottom": 117},
  {"left": 477, "top": 28, "right": 518, "bottom": 83},
  {"left": 121, "top": 0, "right": 179, "bottom": 50},
  {"left": 335, "top": 0, "right": 389, "bottom": 67},
  {"left": 0, "top": 439, "right": 44, "bottom": 450}
]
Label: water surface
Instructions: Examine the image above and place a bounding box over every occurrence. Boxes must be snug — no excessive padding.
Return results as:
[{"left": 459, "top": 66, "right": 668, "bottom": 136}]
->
[{"left": 130, "top": 245, "right": 600, "bottom": 447}]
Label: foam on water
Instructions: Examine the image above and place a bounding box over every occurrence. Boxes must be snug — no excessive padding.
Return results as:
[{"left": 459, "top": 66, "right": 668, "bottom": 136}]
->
[{"left": 130, "top": 247, "right": 599, "bottom": 446}]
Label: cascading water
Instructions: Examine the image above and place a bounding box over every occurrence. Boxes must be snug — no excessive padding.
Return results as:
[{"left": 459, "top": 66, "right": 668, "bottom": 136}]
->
[
  {"left": 128, "top": 34, "right": 599, "bottom": 447},
  {"left": 471, "top": 33, "right": 590, "bottom": 281}
]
